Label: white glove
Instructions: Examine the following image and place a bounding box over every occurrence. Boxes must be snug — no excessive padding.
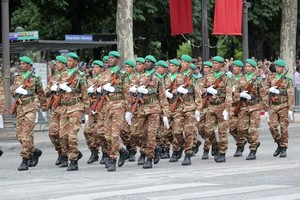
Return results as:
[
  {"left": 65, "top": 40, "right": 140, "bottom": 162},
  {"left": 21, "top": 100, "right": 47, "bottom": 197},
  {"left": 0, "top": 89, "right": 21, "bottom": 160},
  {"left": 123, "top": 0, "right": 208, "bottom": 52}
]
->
[
  {"left": 84, "top": 115, "right": 89, "bottom": 124},
  {"left": 15, "top": 85, "right": 28, "bottom": 95},
  {"left": 129, "top": 85, "right": 138, "bottom": 93},
  {"left": 96, "top": 86, "right": 102, "bottom": 93},
  {"left": 35, "top": 112, "right": 39, "bottom": 123},
  {"left": 269, "top": 86, "right": 280, "bottom": 94},
  {"left": 163, "top": 116, "right": 170, "bottom": 129},
  {"left": 177, "top": 85, "right": 188, "bottom": 94},
  {"left": 137, "top": 85, "right": 148, "bottom": 94},
  {"left": 288, "top": 110, "right": 294, "bottom": 121},
  {"left": 240, "top": 91, "right": 251, "bottom": 100},
  {"left": 59, "top": 83, "right": 72, "bottom": 93},
  {"left": 125, "top": 112, "right": 132, "bottom": 125},
  {"left": 222, "top": 110, "right": 229, "bottom": 121},
  {"left": 207, "top": 85, "right": 218, "bottom": 95},
  {"left": 0, "top": 115, "right": 3, "bottom": 128},
  {"left": 87, "top": 85, "right": 95, "bottom": 93},
  {"left": 265, "top": 112, "right": 270, "bottom": 122},
  {"left": 91, "top": 110, "right": 97, "bottom": 115},
  {"left": 51, "top": 82, "right": 58, "bottom": 92},
  {"left": 42, "top": 112, "right": 47, "bottom": 121},
  {"left": 103, "top": 83, "right": 115, "bottom": 92},
  {"left": 165, "top": 89, "right": 173, "bottom": 99},
  {"left": 195, "top": 110, "right": 200, "bottom": 122},
  {"left": 232, "top": 85, "right": 236, "bottom": 93}
]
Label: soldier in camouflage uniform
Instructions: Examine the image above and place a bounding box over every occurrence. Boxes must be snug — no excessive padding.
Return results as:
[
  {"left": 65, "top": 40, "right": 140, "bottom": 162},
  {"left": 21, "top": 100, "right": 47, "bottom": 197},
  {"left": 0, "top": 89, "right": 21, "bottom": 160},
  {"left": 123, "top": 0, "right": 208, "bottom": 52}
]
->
[
  {"left": 229, "top": 60, "right": 248, "bottom": 157},
  {"left": 129, "top": 55, "right": 169, "bottom": 169},
  {"left": 234, "top": 59, "right": 268, "bottom": 160},
  {"left": 265, "top": 59, "right": 294, "bottom": 157},
  {"left": 165, "top": 55, "right": 202, "bottom": 165},
  {"left": 0, "top": 71, "right": 5, "bottom": 156},
  {"left": 57, "top": 52, "right": 89, "bottom": 171},
  {"left": 203, "top": 56, "right": 232, "bottom": 163},
  {"left": 12, "top": 56, "right": 46, "bottom": 171},
  {"left": 103, "top": 56, "right": 109, "bottom": 69},
  {"left": 45, "top": 55, "right": 67, "bottom": 166}
]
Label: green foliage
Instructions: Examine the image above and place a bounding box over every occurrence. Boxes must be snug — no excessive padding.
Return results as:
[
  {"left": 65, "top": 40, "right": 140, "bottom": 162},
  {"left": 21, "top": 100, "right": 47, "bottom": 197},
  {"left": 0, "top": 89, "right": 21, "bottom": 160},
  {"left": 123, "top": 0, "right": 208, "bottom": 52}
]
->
[{"left": 177, "top": 42, "right": 192, "bottom": 57}]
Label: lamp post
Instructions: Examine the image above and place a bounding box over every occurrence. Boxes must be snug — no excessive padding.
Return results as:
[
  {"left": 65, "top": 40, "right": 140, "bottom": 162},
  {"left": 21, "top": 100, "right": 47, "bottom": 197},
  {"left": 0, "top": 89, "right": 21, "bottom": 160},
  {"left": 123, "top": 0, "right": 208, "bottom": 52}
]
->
[
  {"left": 242, "top": 0, "right": 251, "bottom": 63},
  {"left": 201, "top": 0, "right": 209, "bottom": 61}
]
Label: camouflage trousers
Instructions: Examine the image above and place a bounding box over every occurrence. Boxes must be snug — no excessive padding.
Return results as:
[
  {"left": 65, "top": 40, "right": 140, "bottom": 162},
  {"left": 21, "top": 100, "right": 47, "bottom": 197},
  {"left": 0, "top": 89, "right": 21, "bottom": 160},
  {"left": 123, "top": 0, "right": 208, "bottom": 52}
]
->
[
  {"left": 84, "top": 113, "right": 100, "bottom": 151},
  {"left": 60, "top": 107, "right": 82, "bottom": 161},
  {"left": 158, "top": 118, "right": 173, "bottom": 150},
  {"left": 205, "top": 104, "right": 229, "bottom": 154},
  {"left": 96, "top": 105, "right": 109, "bottom": 154},
  {"left": 237, "top": 107, "right": 260, "bottom": 150},
  {"left": 49, "top": 109, "right": 62, "bottom": 154},
  {"left": 120, "top": 114, "right": 138, "bottom": 152},
  {"left": 198, "top": 111, "right": 217, "bottom": 150},
  {"left": 269, "top": 106, "right": 289, "bottom": 148},
  {"left": 172, "top": 109, "right": 197, "bottom": 155},
  {"left": 16, "top": 104, "right": 37, "bottom": 158},
  {"left": 230, "top": 106, "right": 247, "bottom": 146}
]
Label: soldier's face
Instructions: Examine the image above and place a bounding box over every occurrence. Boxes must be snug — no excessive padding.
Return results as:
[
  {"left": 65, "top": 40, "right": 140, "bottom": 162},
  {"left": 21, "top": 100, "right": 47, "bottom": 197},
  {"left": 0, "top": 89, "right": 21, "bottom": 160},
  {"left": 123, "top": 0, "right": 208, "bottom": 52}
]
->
[
  {"left": 213, "top": 61, "right": 222, "bottom": 72},
  {"left": 136, "top": 62, "right": 145, "bottom": 72},
  {"left": 125, "top": 65, "right": 134, "bottom": 74},
  {"left": 67, "top": 58, "right": 78, "bottom": 68},
  {"left": 108, "top": 56, "right": 118, "bottom": 67},
  {"left": 181, "top": 60, "right": 189, "bottom": 71},
  {"left": 104, "top": 61, "right": 109, "bottom": 68},
  {"left": 56, "top": 61, "right": 65, "bottom": 72},
  {"left": 232, "top": 65, "right": 241, "bottom": 74},
  {"left": 275, "top": 66, "right": 284, "bottom": 74},
  {"left": 245, "top": 64, "right": 255, "bottom": 74},
  {"left": 169, "top": 64, "right": 179, "bottom": 74},
  {"left": 156, "top": 66, "right": 166, "bottom": 75},
  {"left": 20, "top": 62, "right": 30, "bottom": 72},
  {"left": 203, "top": 66, "right": 211, "bottom": 75},
  {"left": 145, "top": 60, "right": 154, "bottom": 70},
  {"left": 92, "top": 66, "right": 101, "bottom": 75}
]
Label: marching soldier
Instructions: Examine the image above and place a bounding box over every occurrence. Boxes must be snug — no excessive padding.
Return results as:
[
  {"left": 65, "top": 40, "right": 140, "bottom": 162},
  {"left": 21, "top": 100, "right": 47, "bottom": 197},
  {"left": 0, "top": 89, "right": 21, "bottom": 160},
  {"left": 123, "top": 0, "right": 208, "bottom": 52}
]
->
[
  {"left": 203, "top": 56, "right": 232, "bottom": 163},
  {"left": 234, "top": 59, "right": 268, "bottom": 160},
  {"left": 11, "top": 56, "right": 46, "bottom": 171},
  {"left": 265, "top": 59, "right": 294, "bottom": 157},
  {"left": 0, "top": 71, "right": 5, "bottom": 156}
]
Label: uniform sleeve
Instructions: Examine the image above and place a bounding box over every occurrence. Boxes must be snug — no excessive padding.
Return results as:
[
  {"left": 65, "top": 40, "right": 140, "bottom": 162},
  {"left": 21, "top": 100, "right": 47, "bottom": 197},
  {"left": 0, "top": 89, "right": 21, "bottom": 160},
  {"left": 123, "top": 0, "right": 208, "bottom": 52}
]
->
[
  {"left": 79, "top": 74, "right": 89, "bottom": 114},
  {"left": 158, "top": 77, "right": 169, "bottom": 117},
  {"left": 193, "top": 78, "right": 202, "bottom": 111},
  {"left": 224, "top": 76, "right": 232, "bottom": 112},
  {"left": 258, "top": 79, "right": 269, "bottom": 111},
  {"left": 123, "top": 74, "right": 132, "bottom": 113},
  {"left": 287, "top": 78, "right": 295, "bottom": 111}
]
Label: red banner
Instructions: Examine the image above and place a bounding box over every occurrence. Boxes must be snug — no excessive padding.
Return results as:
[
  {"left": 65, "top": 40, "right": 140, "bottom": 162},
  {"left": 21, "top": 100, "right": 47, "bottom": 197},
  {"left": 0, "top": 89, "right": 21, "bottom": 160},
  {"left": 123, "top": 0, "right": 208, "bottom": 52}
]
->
[
  {"left": 169, "top": 0, "right": 193, "bottom": 36},
  {"left": 212, "top": 0, "right": 242, "bottom": 35}
]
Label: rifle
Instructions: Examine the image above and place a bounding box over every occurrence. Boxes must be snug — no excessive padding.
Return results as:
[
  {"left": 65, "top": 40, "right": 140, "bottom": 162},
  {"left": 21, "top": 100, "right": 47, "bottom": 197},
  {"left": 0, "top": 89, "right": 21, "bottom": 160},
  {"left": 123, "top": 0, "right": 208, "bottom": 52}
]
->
[
  {"left": 169, "top": 75, "right": 192, "bottom": 112},
  {"left": 268, "top": 69, "right": 288, "bottom": 105},
  {"left": 9, "top": 72, "right": 34, "bottom": 115}
]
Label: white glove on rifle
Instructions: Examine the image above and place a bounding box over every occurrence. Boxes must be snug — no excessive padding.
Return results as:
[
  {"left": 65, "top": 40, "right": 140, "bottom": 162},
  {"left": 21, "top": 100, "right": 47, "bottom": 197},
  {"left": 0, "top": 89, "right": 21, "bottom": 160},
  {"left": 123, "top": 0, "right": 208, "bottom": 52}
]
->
[
  {"left": 288, "top": 110, "right": 294, "bottom": 121},
  {"left": 84, "top": 115, "right": 89, "bottom": 124},
  {"left": 222, "top": 110, "right": 229, "bottom": 121},
  {"left": 195, "top": 110, "right": 200, "bottom": 122},
  {"left": 207, "top": 85, "right": 218, "bottom": 95},
  {"left": 177, "top": 85, "right": 188, "bottom": 94},
  {"left": 0, "top": 115, "right": 3, "bottom": 128},
  {"left": 125, "top": 112, "right": 132, "bottom": 125},
  {"left": 129, "top": 85, "right": 138, "bottom": 93},
  {"left": 269, "top": 86, "right": 280, "bottom": 94},
  {"left": 232, "top": 85, "right": 236, "bottom": 93},
  {"left": 51, "top": 82, "right": 58, "bottom": 92},
  {"left": 163, "top": 116, "right": 170, "bottom": 129},
  {"left": 165, "top": 89, "right": 173, "bottom": 99},
  {"left": 15, "top": 85, "right": 28, "bottom": 95},
  {"left": 265, "top": 112, "right": 270, "bottom": 122},
  {"left": 240, "top": 91, "right": 251, "bottom": 100},
  {"left": 42, "top": 112, "right": 47, "bottom": 121},
  {"left": 96, "top": 86, "right": 102, "bottom": 93},
  {"left": 59, "top": 82, "right": 72, "bottom": 93},
  {"left": 87, "top": 85, "right": 95, "bottom": 94},
  {"left": 91, "top": 110, "right": 97, "bottom": 115},
  {"left": 103, "top": 83, "right": 115, "bottom": 93},
  {"left": 137, "top": 85, "right": 148, "bottom": 94}
]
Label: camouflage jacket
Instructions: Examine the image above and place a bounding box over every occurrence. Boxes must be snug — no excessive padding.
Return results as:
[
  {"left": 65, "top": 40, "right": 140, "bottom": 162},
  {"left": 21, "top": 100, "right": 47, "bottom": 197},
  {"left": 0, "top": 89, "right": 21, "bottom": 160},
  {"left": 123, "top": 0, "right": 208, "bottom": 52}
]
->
[
  {"left": 231, "top": 73, "right": 243, "bottom": 104},
  {"left": 0, "top": 72, "right": 5, "bottom": 114}
]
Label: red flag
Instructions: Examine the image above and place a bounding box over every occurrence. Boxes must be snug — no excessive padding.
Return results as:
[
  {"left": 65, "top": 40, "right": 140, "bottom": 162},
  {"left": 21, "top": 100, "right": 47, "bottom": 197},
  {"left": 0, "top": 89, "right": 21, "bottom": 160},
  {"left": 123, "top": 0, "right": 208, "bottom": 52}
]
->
[
  {"left": 212, "top": 0, "right": 242, "bottom": 35},
  {"left": 169, "top": 0, "right": 193, "bottom": 36}
]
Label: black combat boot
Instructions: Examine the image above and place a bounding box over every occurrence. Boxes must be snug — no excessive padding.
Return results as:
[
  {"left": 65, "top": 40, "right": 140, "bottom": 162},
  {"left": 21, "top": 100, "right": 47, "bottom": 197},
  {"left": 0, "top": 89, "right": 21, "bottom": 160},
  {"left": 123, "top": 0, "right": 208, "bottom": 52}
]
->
[
  {"left": 137, "top": 154, "right": 146, "bottom": 165},
  {"left": 211, "top": 147, "right": 217, "bottom": 156},
  {"left": 161, "top": 149, "right": 170, "bottom": 159},
  {"left": 154, "top": 146, "right": 162, "bottom": 164},
  {"left": 27, "top": 157, "right": 33, "bottom": 167},
  {"left": 18, "top": 158, "right": 29, "bottom": 171},
  {"left": 192, "top": 139, "right": 202, "bottom": 156},
  {"left": 59, "top": 156, "right": 69, "bottom": 168},
  {"left": 100, "top": 153, "right": 108, "bottom": 165},
  {"left": 279, "top": 147, "right": 287, "bottom": 158},
  {"left": 201, "top": 149, "right": 209, "bottom": 160},
  {"left": 87, "top": 149, "right": 99, "bottom": 164},
  {"left": 214, "top": 150, "right": 220, "bottom": 162},
  {"left": 118, "top": 148, "right": 129, "bottom": 167},
  {"left": 67, "top": 160, "right": 78, "bottom": 171},
  {"left": 77, "top": 150, "right": 83, "bottom": 161},
  {"left": 128, "top": 150, "right": 137, "bottom": 162},
  {"left": 55, "top": 154, "right": 62, "bottom": 166},
  {"left": 143, "top": 158, "right": 153, "bottom": 169},
  {"left": 177, "top": 147, "right": 184, "bottom": 160},
  {"left": 0, "top": 149, "right": 3, "bottom": 156},
  {"left": 234, "top": 145, "right": 244, "bottom": 157},
  {"left": 169, "top": 151, "right": 178, "bottom": 162},
  {"left": 273, "top": 143, "right": 281, "bottom": 157},
  {"left": 246, "top": 150, "right": 257, "bottom": 160},
  {"left": 182, "top": 154, "right": 192, "bottom": 166},
  {"left": 105, "top": 156, "right": 112, "bottom": 168},
  {"left": 215, "top": 153, "right": 226, "bottom": 163},
  {"left": 107, "top": 159, "right": 116, "bottom": 172},
  {"left": 32, "top": 148, "right": 42, "bottom": 167}
]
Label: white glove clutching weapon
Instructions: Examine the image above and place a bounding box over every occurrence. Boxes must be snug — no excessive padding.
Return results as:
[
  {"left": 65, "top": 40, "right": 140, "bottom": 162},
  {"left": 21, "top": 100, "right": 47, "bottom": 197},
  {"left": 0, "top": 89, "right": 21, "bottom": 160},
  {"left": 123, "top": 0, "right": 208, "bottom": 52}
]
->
[
  {"left": 163, "top": 116, "right": 170, "bottom": 129},
  {"left": 165, "top": 89, "right": 173, "bottom": 99},
  {"left": 129, "top": 85, "right": 138, "bottom": 93},
  {"left": 269, "top": 86, "right": 280, "bottom": 94},
  {"left": 288, "top": 110, "right": 294, "bottom": 121},
  {"left": 232, "top": 85, "right": 236, "bottom": 93},
  {"left": 59, "top": 82, "right": 72, "bottom": 93},
  {"left": 137, "top": 85, "right": 148, "bottom": 94},
  {"left": 103, "top": 83, "right": 115, "bottom": 93},
  {"left": 51, "top": 82, "right": 58, "bottom": 92},
  {"left": 91, "top": 110, "right": 97, "bottom": 115},
  {"left": 87, "top": 85, "right": 95, "bottom": 94},
  {"left": 96, "top": 86, "right": 102, "bottom": 93},
  {"left": 207, "top": 85, "right": 218, "bottom": 95},
  {"left": 177, "top": 85, "right": 188, "bottom": 94},
  {"left": 265, "top": 112, "right": 270, "bottom": 122},
  {"left": 84, "top": 115, "right": 89, "bottom": 124},
  {"left": 0, "top": 115, "right": 3, "bottom": 128},
  {"left": 15, "top": 85, "right": 28, "bottom": 95},
  {"left": 240, "top": 91, "right": 251, "bottom": 100},
  {"left": 125, "top": 112, "right": 132, "bottom": 125},
  {"left": 222, "top": 110, "right": 229, "bottom": 121},
  {"left": 195, "top": 110, "right": 200, "bottom": 122}
]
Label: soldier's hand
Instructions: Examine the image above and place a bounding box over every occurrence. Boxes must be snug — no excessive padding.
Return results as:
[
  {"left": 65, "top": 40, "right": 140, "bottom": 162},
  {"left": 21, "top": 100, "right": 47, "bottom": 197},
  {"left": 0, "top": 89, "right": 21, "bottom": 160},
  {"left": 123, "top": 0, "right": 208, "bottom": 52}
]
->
[
  {"left": 0, "top": 115, "right": 3, "bottom": 128},
  {"left": 232, "top": 85, "right": 236, "bottom": 93},
  {"left": 222, "top": 110, "right": 229, "bottom": 121},
  {"left": 269, "top": 86, "right": 280, "bottom": 94},
  {"left": 103, "top": 83, "right": 115, "bottom": 93},
  {"left": 163, "top": 116, "right": 170, "bottom": 129},
  {"left": 15, "top": 85, "right": 28, "bottom": 95},
  {"left": 87, "top": 85, "right": 95, "bottom": 94},
  {"left": 137, "top": 85, "right": 148, "bottom": 94},
  {"left": 59, "top": 82, "right": 72, "bottom": 93},
  {"left": 35, "top": 112, "right": 39, "bottom": 123},
  {"left": 207, "top": 85, "right": 218, "bottom": 95},
  {"left": 51, "top": 82, "right": 58, "bottom": 91},
  {"left": 125, "top": 112, "right": 132, "bottom": 125},
  {"left": 165, "top": 89, "right": 173, "bottom": 99},
  {"left": 84, "top": 115, "right": 89, "bottom": 124},
  {"left": 177, "top": 85, "right": 188, "bottom": 94},
  {"left": 264, "top": 112, "right": 270, "bottom": 122},
  {"left": 288, "top": 110, "right": 294, "bottom": 121},
  {"left": 96, "top": 86, "right": 102, "bottom": 93},
  {"left": 195, "top": 110, "right": 200, "bottom": 122},
  {"left": 240, "top": 91, "right": 251, "bottom": 100},
  {"left": 129, "top": 85, "right": 138, "bottom": 93}
]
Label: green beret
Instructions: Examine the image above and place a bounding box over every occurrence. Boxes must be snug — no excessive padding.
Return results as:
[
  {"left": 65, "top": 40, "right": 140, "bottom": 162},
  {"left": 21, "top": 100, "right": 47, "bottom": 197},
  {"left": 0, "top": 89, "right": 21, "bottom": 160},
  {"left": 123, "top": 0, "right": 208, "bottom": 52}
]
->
[
  {"left": 180, "top": 54, "right": 192, "bottom": 62},
  {"left": 55, "top": 56, "right": 67, "bottom": 64},
  {"left": 203, "top": 61, "right": 213, "bottom": 67},
  {"left": 190, "top": 63, "right": 196, "bottom": 69},
  {"left": 136, "top": 57, "right": 145, "bottom": 64},
  {"left": 109, "top": 51, "right": 121, "bottom": 58},
  {"left": 274, "top": 59, "right": 286, "bottom": 67},
  {"left": 232, "top": 60, "right": 244, "bottom": 67},
  {"left": 156, "top": 60, "right": 168, "bottom": 68},
  {"left": 19, "top": 56, "right": 33, "bottom": 65},
  {"left": 67, "top": 52, "right": 79, "bottom": 60},
  {"left": 125, "top": 59, "right": 135, "bottom": 68},
  {"left": 103, "top": 56, "right": 109, "bottom": 61},
  {"left": 92, "top": 60, "right": 104, "bottom": 67},
  {"left": 246, "top": 58, "right": 257, "bottom": 67},
  {"left": 169, "top": 59, "right": 180, "bottom": 66},
  {"left": 145, "top": 55, "right": 157, "bottom": 63},
  {"left": 212, "top": 56, "right": 224, "bottom": 63}
]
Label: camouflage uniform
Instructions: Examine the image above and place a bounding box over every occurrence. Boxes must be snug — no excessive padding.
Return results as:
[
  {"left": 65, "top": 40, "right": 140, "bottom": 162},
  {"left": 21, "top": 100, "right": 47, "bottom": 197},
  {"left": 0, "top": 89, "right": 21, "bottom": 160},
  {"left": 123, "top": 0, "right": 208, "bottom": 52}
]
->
[{"left": 0, "top": 72, "right": 5, "bottom": 115}]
